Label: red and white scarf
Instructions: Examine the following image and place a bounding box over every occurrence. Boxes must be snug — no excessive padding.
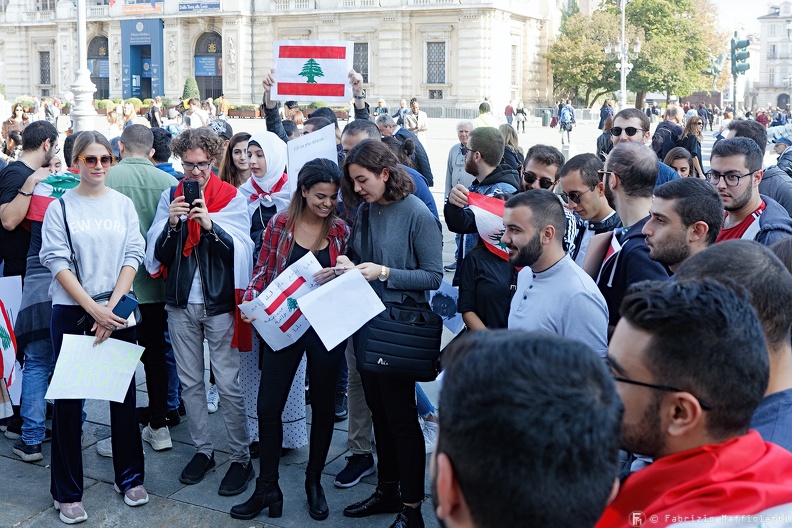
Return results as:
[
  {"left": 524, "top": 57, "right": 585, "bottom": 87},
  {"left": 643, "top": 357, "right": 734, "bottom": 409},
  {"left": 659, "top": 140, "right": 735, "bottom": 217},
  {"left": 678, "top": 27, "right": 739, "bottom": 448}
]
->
[{"left": 239, "top": 131, "right": 291, "bottom": 217}]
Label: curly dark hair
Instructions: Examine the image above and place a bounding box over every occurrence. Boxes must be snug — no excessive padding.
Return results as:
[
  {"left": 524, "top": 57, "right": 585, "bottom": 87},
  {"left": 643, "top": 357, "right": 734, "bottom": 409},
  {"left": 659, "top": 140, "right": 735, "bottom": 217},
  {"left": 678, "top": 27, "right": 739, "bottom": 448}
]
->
[
  {"left": 341, "top": 139, "right": 415, "bottom": 208},
  {"left": 170, "top": 127, "right": 224, "bottom": 161}
]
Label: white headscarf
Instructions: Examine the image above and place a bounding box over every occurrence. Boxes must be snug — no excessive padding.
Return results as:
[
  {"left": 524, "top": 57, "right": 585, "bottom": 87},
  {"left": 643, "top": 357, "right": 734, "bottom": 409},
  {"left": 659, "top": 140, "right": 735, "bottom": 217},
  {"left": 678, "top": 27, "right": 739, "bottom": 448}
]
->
[{"left": 239, "top": 131, "right": 291, "bottom": 216}]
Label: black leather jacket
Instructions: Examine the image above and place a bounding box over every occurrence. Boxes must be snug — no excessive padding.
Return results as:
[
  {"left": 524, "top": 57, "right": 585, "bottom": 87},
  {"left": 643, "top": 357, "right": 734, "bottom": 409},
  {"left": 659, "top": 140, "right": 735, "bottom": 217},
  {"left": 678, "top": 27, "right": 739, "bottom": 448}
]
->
[{"left": 154, "top": 220, "right": 236, "bottom": 316}]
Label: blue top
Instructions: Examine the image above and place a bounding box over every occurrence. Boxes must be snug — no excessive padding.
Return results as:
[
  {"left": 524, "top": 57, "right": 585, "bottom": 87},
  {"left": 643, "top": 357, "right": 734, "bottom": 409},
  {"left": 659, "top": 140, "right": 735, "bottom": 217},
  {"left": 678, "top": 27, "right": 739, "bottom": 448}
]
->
[
  {"left": 656, "top": 160, "right": 680, "bottom": 187},
  {"left": 400, "top": 164, "right": 438, "bottom": 219},
  {"left": 751, "top": 388, "right": 792, "bottom": 452}
]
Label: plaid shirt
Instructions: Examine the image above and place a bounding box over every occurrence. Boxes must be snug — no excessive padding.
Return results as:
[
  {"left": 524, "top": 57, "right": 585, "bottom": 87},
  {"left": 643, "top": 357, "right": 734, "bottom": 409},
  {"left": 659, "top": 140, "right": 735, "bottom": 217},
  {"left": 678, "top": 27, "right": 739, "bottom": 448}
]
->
[{"left": 244, "top": 211, "right": 350, "bottom": 301}]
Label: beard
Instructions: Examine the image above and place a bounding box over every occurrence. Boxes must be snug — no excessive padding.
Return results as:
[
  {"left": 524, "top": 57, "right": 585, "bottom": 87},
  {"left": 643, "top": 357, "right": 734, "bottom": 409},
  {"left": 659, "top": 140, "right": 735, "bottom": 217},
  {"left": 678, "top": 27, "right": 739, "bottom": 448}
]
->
[
  {"left": 621, "top": 392, "right": 665, "bottom": 458},
  {"left": 508, "top": 230, "right": 543, "bottom": 268},
  {"left": 43, "top": 146, "right": 56, "bottom": 167},
  {"left": 465, "top": 157, "right": 478, "bottom": 178},
  {"left": 723, "top": 182, "right": 753, "bottom": 212},
  {"left": 648, "top": 232, "right": 691, "bottom": 268},
  {"left": 604, "top": 174, "right": 616, "bottom": 210}
]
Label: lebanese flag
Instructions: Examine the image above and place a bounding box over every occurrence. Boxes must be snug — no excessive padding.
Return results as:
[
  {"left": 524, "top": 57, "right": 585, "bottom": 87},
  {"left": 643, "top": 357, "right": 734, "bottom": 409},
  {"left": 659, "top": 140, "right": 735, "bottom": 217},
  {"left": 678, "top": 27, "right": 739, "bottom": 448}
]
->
[
  {"left": 468, "top": 192, "right": 510, "bottom": 261},
  {"left": 0, "top": 299, "right": 17, "bottom": 419},
  {"left": 273, "top": 40, "right": 353, "bottom": 103},
  {"left": 25, "top": 172, "right": 80, "bottom": 223},
  {"left": 262, "top": 275, "right": 312, "bottom": 336},
  {"left": 595, "top": 231, "right": 623, "bottom": 285}
]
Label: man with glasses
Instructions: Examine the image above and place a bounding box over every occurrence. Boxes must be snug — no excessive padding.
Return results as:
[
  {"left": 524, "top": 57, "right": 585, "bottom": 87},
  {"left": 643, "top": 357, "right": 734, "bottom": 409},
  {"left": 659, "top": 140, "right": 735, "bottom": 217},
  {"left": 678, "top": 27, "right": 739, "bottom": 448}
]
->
[
  {"left": 433, "top": 330, "right": 622, "bottom": 528},
  {"left": 772, "top": 137, "right": 792, "bottom": 177},
  {"left": 502, "top": 190, "right": 608, "bottom": 356},
  {"left": 642, "top": 178, "right": 723, "bottom": 274},
  {"left": 445, "top": 126, "right": 520, "bottom": 284},
  {"left": 443, "top": 120, "right": 475, "bottom": 272},
  {"left": 557, "top": 153, "right": 621, "bottom": 265},
  {"left": 373, "top": 113, "right": 434, "bottom": 187},
  {"left": 709, "top": 137, "right": 792, "bottom": 245},
  {"left": 599, "top": 279, "right": 792, "bottom": 528},
  {"left": 610, "top": 108, "right": 679, "bottom": 187},
  {"left": 676, "top": 240, "right": 792, "bottom": 452},
  {"left": 146, "top": 127, "right": 255, "bottom": 497},
  {"left": 596, "top": 143, "right": 669, "bottom": 336}
]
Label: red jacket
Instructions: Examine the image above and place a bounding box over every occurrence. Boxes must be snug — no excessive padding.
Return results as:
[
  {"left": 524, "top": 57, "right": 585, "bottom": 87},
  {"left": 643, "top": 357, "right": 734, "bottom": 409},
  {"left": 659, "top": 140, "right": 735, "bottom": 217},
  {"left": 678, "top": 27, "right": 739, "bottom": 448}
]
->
[{"left": 597, "top": 431, "right": 792, "bottom": 528}]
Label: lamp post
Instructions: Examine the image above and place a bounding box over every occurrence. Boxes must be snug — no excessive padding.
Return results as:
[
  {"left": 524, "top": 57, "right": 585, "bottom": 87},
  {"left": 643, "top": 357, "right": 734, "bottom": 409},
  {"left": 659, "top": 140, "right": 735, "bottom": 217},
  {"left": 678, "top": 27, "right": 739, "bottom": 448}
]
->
[
  {"left": 605, "top": 0, "right": 641, "bottom": 110},
  {"left": 70, "top": 0, "right": 97, "bottom": 132}
]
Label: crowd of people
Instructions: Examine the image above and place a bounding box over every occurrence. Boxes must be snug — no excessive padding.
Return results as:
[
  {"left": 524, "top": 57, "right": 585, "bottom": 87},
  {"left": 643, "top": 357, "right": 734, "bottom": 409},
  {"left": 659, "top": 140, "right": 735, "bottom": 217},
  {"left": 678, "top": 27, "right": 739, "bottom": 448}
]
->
[{"left": 4, "top": 72, "right": 792, "bottom": 527}]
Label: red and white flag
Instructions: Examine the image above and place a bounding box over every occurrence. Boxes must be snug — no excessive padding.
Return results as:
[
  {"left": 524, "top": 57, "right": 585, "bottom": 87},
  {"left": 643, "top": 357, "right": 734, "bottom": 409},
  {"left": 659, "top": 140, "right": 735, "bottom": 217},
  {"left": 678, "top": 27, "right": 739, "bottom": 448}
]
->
[
  {"left": 272, "top": 40, "right": 353, "bottom": 103},
  {"left": 468, "top": 192, "right": 510, "bottom": 261},
  {"left": 0, "top": 299, "right": 17, "bottom": 419}
]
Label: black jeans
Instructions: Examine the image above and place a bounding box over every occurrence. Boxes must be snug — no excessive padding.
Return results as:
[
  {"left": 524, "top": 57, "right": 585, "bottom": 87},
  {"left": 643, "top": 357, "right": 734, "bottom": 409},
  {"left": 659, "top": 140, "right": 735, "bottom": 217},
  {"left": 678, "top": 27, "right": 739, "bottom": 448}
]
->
[
  {"left": 137, "top": 303, "right": 169, "bottom": 429},
  {"left": 258, "top": 328, "right": 345, "bottom": 479},
  {"left": 360, "top": 371, "right": 425, "bottom": 503},
  {"left": 50, "top": 305, "right": 144, "bottom": 503}
]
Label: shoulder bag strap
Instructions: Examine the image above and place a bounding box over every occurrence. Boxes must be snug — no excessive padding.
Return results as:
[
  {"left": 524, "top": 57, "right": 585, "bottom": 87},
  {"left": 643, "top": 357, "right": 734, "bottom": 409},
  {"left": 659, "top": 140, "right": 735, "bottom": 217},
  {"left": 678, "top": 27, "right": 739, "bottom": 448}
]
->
[
  {"left": 359, "top": 203, "right": 371, "bottom": 261},
  {"left": 59, "top": 197, "right": 82, "bottom": 284}
]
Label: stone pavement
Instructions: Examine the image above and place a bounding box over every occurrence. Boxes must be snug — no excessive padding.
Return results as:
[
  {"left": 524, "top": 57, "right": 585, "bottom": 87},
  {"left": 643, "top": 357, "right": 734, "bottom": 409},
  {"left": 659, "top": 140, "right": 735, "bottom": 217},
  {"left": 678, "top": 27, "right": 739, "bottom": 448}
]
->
[{"left": 0, "top": 114, "right": 626, "bottom": 527}]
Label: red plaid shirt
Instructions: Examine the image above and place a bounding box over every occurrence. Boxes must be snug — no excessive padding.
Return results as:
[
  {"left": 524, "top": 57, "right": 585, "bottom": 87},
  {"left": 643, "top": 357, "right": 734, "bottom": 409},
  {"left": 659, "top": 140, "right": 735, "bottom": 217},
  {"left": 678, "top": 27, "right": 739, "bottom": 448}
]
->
[{"left": 244, "top": 211, "right": 350, "bottom": 301}]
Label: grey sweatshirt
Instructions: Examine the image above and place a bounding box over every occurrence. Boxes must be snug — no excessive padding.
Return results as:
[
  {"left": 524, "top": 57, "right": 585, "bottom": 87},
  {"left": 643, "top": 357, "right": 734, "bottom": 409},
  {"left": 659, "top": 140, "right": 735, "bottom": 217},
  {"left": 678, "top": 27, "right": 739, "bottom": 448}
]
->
[
  {"left": 40, "top": 189, "right": 145, "bottom": 306},
  {"left": 351, "top": 194, "right": 443, "bottom": 304}
]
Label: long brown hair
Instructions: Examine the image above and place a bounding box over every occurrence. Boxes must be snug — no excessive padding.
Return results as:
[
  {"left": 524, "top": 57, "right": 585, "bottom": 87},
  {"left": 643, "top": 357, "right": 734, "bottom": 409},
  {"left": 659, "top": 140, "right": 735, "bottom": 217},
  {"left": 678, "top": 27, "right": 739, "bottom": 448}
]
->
[
  {"left": 283, "top": 158, "right": 341, "bottom": 253},
  {"left": 218, "top": 132, "right": 251, "bottom": 188},
  {"left": 340, "top": 140, "right": 415, "bottom": 208},
  {"left": 681, "top": 116, "right": 703, "bottom": 142}
]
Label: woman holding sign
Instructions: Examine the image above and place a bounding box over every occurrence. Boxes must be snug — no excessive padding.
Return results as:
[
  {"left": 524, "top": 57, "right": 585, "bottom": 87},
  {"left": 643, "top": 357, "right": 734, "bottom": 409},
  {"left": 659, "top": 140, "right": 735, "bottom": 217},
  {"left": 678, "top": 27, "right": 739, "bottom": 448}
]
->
[
  {"left": 40, "top": 131, "right": 147, "bottom": 524},
  {"left": 336, "top": 140, "right": 443, "bottom": 528},
  {"left": 232, "top": 158, "right": 350, "bottom": 521}
]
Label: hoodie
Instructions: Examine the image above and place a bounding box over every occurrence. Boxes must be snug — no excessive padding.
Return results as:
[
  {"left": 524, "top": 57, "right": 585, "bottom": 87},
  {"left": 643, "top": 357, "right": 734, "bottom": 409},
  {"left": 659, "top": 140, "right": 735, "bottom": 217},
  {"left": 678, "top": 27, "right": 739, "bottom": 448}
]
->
[{"left": 756, "top": 194, "right": 792, "bottom": 246}]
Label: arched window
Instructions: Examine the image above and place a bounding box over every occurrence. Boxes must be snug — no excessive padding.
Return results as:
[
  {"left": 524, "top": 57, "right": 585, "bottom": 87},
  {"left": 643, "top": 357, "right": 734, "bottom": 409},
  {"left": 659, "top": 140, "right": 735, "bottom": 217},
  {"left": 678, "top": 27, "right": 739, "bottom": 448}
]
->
[
  {"left": 194, "top": 32, "right": 222, "bottom": 100},
  {"left": 88, "top": 36, "right": 110, "bottom": 99}
]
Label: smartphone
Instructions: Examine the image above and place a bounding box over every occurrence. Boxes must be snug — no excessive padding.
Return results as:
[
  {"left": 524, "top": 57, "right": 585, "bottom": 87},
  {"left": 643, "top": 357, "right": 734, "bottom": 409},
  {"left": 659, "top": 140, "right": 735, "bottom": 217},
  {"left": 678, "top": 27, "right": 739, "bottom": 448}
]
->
[
  {"left": 182, "top": 179, "right": 200, "bottom": 209},
  {"left": 112, "top": 294, "right": 139, "bottom": 320}
]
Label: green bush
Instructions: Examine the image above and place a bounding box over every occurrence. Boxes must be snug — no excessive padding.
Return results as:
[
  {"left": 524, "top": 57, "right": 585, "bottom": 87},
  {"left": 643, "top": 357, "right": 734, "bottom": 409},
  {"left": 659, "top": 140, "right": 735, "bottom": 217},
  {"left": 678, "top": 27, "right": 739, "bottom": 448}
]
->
[
  {"left": 182, "top": 77, "right": 200, "bottom": 100},
  {"left": 62, "top": 102, "right": 72, "bottom": 109},
  {"left": 235, "top": 104, "right": 258, "bottom": 111},
  {"left": 0, "top": 84, "right": 6, "bottom": 98},
  {"left": 142, "top": 98, "right": 154, "bottom": 106},
  {"left": 308, "top": 101, "right": 328, "bottom": 109},
  {"left": 213, "top": 97, "right": 223, "bottom": 107},
  {"left": 125, "top": 97, "right": 144, "bottom": 108},
  {"left": 112, "top": 98, "right": 123, "bottom": 104},
  {"left": 15, "top": 95, "right": 35, "bottom": 109},
  {"left": 95, "top": 99, "right": 114, "bottom": 109},
  {"left": 162, "top": 97, "right": 172, "bottom": 109}
]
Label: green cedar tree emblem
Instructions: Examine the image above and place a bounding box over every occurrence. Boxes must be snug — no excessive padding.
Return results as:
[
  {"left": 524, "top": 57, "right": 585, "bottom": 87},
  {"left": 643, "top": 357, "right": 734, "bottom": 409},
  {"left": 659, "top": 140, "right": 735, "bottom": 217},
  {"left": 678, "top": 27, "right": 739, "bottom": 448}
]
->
[
  {"left": 287, "top": 297, "right": 299, "bottom": 312},
  {"left": 0, "top": 325, "right": 10, "bottom": 350},
  {"left": 299, "top": 59, "right": 324, "bottom": 83}
]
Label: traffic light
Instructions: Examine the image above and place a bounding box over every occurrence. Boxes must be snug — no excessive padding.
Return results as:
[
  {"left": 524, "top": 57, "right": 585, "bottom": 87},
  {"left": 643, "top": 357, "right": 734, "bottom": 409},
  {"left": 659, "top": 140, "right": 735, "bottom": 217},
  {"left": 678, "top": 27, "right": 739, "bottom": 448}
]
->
[{"left": 731, "top": 37, "right": 750, "bottom": 76}]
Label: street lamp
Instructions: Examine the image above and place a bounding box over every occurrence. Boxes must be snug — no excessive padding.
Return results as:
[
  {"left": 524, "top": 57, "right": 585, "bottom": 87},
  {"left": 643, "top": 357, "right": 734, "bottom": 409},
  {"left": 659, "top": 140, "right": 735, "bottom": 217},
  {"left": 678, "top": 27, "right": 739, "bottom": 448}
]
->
[
  {"left": 605, "top": 0, "right": 641, "bottom": 109},
  {"left": 70, "top": 0, "right": 97, "bottom": 132}
]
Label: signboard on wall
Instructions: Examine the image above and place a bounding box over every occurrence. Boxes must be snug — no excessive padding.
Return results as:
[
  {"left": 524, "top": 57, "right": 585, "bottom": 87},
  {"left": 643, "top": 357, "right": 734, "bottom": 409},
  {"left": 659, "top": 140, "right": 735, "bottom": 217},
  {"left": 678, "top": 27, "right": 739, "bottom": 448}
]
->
[
  {"left": 122, "top": 3, "right": 163, "bottom": 15},
  {"left": 87, "top": 59, "right": 110, "bottom": 79},
  {"left": 179, "top": 1, "right": 220, "bottom": 11},
  {"left": 120, "top": 19, "right": 164, "bottom": 99},
  {"left": 194, "top": 56, "right": 218, "bottom": 77}
]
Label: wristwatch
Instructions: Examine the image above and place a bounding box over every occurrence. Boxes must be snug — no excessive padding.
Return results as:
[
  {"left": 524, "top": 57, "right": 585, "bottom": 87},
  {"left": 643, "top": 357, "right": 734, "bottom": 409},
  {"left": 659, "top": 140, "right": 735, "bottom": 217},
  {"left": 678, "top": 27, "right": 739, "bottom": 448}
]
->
[
  {"left": 378, "top": 265, "right": 389, "bottom": 282},
  {"left": 353, "top": 94, "right": 366, "bottom": 100}
]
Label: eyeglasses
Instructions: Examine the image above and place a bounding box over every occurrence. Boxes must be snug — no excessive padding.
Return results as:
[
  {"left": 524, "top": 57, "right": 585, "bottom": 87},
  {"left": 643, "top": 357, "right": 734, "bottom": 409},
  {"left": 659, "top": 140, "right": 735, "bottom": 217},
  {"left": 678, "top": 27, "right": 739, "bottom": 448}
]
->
[
  {"left": 460, "top": 145, "right": 477, "bottom": 157},
  {"left": 597, "top": 169, "right": 615, "bottom": 180},
  {"left": 560, "top": 186, "right": 594, "bottom": 205},
  {"left": 610, "top": 126, "right": 646, "bottom": 137},
  {"left": 76, "top": 155, "right": 114, "bottom": 168},
  {"left": 182, "top": 161, "right": 212, "bottom": 172},
  {"left": 520, "top": 168, "right": 556, "bottom": 189},
  {"left": 612, "top": 375, "right": 713, "bottom": 411},
  {"left": 705, "top": 170, "right": 756, "bottom": 187}
]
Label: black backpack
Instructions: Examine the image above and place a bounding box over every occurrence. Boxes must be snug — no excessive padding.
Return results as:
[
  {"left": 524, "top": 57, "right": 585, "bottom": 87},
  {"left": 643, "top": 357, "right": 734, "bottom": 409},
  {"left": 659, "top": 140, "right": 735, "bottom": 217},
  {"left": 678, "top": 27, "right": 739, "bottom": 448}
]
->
[{"left": 651, "top": 123, "right": 675, "bottom": 160}]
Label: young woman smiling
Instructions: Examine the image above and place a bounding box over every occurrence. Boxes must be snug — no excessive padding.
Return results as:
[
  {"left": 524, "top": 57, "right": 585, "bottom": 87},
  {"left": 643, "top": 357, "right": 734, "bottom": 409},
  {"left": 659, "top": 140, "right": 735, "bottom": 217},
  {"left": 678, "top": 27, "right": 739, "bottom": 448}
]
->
[
  {"left": 218, "top": 132, "right": 252, "bottom": 188},
  {"left": 232, "top": 158, "right": 350, "bottom": 521}
]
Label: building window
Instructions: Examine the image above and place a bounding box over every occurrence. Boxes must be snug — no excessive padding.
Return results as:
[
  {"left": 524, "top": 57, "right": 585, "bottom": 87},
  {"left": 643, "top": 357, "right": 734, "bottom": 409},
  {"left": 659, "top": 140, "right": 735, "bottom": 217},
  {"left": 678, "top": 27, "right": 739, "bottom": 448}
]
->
[
  {"left": 770, "top": 70, "right": 776, "bottom": 86},
  {"left": 429, "top": 89, "right": 443, "bottom": 99},
  {"left": 511, "top": 45, "right": 518, "bottom": 86},
  {"left": 784, "top": 4, "right": 790, "bottom": 14},
  {"left": 354, "top": 43, "right": 369, "bottom": 84},
  {"left": 39, "top": 51, "right": 51, "bottom": 85},
  {"left": 771, "top": 24, "right": 777, "bottom": 36},
  {"left": 36, "top": 0, "right": 55, "bottom": 10},
  {"left": 0, "top": 0, "right": 7, "bottom": 12},
  {"left": 427, "top": 41, "right": 445, "bottom": 84}
]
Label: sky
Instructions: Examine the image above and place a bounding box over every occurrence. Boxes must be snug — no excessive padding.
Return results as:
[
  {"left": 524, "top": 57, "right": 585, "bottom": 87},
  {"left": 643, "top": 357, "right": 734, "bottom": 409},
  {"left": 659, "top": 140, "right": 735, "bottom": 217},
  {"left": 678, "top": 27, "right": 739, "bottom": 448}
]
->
[{"left": 716, "top": 1, "right": 770, "bottom": 34}]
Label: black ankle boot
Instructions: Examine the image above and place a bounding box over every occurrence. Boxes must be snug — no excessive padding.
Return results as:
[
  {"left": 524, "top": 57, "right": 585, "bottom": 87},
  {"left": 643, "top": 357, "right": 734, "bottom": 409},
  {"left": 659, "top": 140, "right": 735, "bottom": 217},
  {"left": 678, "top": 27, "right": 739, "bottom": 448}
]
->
[
  {"left": 305, "top": 473, "right": 329, "bottom": 520},
  {"left": 343, "top": 481, "right": 403, "bottom": 518},
  {"left": 230, "top": 477, "right": 283, "bottom": 520},
  {"left": 390, "top": 504, "right": 425, "bottom": 528}
]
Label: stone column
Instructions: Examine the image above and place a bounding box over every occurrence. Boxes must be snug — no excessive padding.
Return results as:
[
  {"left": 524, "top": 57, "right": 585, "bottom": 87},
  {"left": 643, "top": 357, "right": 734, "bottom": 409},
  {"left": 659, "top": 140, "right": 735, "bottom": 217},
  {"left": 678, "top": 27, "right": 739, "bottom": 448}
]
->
[{"left": 70, "top": 0, "right": 97, "bottom": 132}]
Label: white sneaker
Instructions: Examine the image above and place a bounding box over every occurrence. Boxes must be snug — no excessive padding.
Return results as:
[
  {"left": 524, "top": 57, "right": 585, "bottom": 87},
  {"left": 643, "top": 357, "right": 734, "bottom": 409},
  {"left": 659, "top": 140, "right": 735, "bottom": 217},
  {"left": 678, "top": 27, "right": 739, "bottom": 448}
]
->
[
  {"left": 421, "top": 417, "right": 439, "bottom": 454},
  {"left": 96, "top": 437, "right": 113, "bottom": 458},
  {"left": 113, "top": 483, "right": 149, "bottom": 507},
  {"left": 141, "top": 425, "right": 172, "bottom": 451},
  {"left": 206, "top": 384, "right": 219, "bottom": 414}
]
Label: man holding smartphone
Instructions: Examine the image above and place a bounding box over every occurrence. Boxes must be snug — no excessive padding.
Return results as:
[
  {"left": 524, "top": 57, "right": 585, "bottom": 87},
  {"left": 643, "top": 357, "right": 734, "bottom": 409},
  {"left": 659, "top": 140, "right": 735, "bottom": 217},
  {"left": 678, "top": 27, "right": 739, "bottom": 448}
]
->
[{"left": 145, "top": 128, "right": 255, "bottom": 497}]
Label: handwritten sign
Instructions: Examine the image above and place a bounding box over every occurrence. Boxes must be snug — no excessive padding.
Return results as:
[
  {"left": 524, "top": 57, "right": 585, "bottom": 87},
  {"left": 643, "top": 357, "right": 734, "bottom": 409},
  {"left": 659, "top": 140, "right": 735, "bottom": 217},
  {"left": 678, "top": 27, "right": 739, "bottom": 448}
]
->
[
  {"left": 298, "top": 268, "right": 385, "bottom": 350},
  {"left": 239, "top": 252, "right": 322, "bottom": 351},
  {"left": 45, "top": 335, "right": 144, "bottom": 402},
  {"left": 272, "top": 40, "right": 353, "bottom": 103},
  {"left": 287, "top": 125, "right": 338, "bottom": 195}
]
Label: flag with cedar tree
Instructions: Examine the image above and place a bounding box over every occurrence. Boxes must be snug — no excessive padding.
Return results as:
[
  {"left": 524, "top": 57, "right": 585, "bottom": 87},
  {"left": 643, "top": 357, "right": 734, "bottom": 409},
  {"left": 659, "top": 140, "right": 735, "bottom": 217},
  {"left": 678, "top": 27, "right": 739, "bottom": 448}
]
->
[{"left": 272, "top": 40, "right": 354, "bottom": 103}]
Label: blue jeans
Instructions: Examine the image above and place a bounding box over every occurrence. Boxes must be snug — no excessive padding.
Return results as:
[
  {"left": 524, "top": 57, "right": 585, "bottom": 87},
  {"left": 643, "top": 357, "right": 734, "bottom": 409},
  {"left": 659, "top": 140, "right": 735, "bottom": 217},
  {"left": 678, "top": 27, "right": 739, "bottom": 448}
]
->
[
  {"left": 164, "top": 329, "right": 182, "bottom": 411},
  {"left": 416, "top": 383, "right": 436, "bottom": 419},
  {"left": 20, "top": 338, "right": 55, "bottom": 445}
]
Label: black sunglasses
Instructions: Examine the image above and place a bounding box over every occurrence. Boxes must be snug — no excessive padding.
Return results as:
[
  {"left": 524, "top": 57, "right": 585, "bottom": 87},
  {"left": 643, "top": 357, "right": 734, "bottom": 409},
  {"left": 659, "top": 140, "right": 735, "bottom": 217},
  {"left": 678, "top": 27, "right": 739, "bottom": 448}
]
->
[
  {"left": 612, "top": 375, "right": 713, "bottom": 410},
  {"left": 560, "top": 187, "right": 594, "bottom": 205},
  {"left": 610, "top": 126, "right": 646, "bottom": 137},
  {"left": 520, "top": 168, "right": 556, "bottom": 189}
]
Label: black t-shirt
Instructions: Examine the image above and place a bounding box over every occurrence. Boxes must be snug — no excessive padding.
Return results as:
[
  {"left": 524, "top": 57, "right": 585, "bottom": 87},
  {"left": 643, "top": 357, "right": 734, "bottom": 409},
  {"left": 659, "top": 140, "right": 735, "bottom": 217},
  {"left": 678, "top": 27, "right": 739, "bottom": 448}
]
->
[
  {"left": 287, "top": 241, "right": 331, "bottom": 269},
  {"left": 0, "top": 161, "right": 35, "bottom": 277},
  {"left": 251, "top": 203, "right": 277, "bottom": 262},
  {"left": 457, "top": 245, "right": 516, "bottom": 329}
]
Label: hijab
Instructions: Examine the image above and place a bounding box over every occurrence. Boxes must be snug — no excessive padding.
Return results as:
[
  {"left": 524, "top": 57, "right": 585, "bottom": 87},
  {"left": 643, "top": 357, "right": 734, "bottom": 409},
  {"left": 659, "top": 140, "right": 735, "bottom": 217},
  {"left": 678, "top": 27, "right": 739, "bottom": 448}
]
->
[{"left": 239, "top": 131, "right": 291, "bottom": 216}]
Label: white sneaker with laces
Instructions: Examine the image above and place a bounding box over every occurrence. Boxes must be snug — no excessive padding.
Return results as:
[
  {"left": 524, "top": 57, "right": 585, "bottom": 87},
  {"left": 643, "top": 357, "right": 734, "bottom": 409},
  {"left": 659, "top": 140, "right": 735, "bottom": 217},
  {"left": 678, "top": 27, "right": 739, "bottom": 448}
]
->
[
  {"left": 113, "top": 483, "right": 149, "bottom": 507},
  {"left": 141, "top": 425, "right": 172, "bottom": 451},
  {"left": 95, "top": 437, "right": 113, "bottom": 458},
  {"left": 421, "top": 417, "right": 439, "bottom": 454},
  {"left": 206, "top": 384, "right": 219, "bottom": 414}
]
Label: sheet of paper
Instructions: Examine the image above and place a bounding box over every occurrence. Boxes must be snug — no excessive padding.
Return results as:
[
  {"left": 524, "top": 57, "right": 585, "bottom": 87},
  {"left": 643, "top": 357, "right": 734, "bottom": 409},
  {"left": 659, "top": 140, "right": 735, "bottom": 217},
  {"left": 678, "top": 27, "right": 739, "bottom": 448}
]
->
[
  {"left": 430, "top": 279, "right": 464, "bottom": 335},
  {"left": 0, "top": 275, "right": 23, "bottom": 328},
  {"left": 286, "top": 125, "right": 338, "bottom": 196},
  {"left": 272, "top": 40, "right": 353, "bottom": 103},
  {"left": 298, "top": 268, "right": 385, "bottom": 350},
  {"left": 239, "top": 252, "right": 323, "bottom": 351},
  {"left": 45, "top": 335, "right": 145, "bottom": 402}
]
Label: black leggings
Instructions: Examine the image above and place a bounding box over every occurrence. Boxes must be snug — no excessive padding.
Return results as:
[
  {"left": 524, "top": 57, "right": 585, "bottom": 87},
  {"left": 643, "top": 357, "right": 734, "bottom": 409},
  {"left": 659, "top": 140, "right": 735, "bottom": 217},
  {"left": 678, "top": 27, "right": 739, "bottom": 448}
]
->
[{"left": 257, "top": 328, "right": 345, "bottom": 479}]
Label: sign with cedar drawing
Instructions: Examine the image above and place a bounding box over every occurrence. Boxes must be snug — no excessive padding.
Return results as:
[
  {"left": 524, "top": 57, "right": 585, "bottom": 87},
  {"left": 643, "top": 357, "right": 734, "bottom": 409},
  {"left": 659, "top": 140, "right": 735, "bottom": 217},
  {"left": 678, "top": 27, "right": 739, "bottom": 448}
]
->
[{"left": 272, "top": 40, "right": 353, "bottom": 103}]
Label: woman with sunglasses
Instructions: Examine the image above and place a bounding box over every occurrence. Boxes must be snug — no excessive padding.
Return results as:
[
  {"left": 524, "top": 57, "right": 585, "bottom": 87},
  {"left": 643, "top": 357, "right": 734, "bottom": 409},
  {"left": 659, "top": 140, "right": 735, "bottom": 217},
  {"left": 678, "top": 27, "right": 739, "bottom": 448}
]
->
[
  {"left": 677, "top": 118, "right": 704, "bottom": 178},
  {"left": 40, "top": 132, "right": 147, "bottom": 524}
]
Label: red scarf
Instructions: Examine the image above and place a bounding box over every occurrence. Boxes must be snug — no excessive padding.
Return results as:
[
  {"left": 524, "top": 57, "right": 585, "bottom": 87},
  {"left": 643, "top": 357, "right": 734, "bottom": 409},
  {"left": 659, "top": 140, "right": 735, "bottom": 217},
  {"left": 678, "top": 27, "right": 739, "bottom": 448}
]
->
[
  {"left": 174, "top": 175, "right": 237, "bottom": 257},
  {"left": 249, "top": 173, "right": 288, "bottom": 203}
]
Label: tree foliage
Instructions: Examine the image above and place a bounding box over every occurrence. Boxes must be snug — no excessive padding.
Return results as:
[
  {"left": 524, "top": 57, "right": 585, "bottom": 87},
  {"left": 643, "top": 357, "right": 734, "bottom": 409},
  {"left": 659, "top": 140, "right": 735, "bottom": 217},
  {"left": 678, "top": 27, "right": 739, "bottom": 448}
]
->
[{"left": 182, "top": 76, "right": 200, "bottom": 100}]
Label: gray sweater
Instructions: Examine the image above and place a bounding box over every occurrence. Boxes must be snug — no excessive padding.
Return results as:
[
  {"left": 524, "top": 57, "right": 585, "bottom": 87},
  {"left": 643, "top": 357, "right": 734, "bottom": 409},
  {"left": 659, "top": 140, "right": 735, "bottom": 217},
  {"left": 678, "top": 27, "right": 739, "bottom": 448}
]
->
[
  {"left": 351, "top": 194, "right": 443, "bottom": 304},
  {"left": 40, "top": 189, "right": 145, "bottom": 306}
]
